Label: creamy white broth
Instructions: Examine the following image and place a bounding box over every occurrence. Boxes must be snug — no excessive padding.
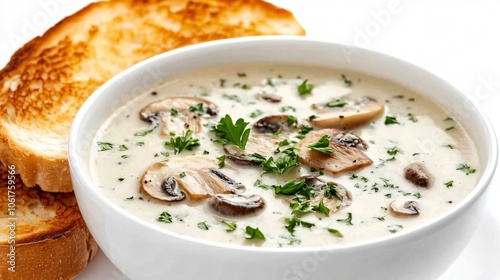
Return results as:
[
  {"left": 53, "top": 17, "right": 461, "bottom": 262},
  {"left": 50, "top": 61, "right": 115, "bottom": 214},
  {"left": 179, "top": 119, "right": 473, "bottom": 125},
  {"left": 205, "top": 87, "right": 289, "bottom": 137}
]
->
[{"left": 90, "top": 63, "right": 480, "bottom": 248}]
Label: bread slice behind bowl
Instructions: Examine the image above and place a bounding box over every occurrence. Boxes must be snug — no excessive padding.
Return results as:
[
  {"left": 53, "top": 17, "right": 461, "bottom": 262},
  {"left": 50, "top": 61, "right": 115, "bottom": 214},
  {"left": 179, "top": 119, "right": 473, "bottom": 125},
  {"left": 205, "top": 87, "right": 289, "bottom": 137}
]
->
[
  {"left": 0, "top": 165, "right": 98, "bottom": 280},
  {"left": 0, "top": 0, "right": 305, "bottom": 192}
]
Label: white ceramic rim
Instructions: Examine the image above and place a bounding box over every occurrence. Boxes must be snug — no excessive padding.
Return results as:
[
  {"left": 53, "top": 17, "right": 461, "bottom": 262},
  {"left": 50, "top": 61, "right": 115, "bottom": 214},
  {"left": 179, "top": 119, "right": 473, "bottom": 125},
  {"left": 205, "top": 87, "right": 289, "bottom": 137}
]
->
[{"left": 69, "top": 35, "right": 498, "bottom": 253}]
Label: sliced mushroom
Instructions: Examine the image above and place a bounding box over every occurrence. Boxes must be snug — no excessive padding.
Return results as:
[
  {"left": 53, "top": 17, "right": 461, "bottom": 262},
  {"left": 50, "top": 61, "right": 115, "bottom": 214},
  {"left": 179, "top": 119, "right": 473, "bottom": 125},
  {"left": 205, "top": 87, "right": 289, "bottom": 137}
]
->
[
  {"left": 404, "top": 162, "right": 433, "bottom": 187},
  {"left": 209, "top": 194, "right": 265, "bottom": 216},
  {"left": 390, "top": 200, "right": 420, "bottom": 216},
  {"left": 311, "top": 97, "right": 384, "bottom": 130},
  {"left": 257, "top": 92, "right": 282, "bottom": 103},
  {"left": 304, "top": 176, "right": 352, "bottom": 214},
  {"left": 224, "top": 115, "right": 296, "bottom": 165},
  {"left": 253, "top": 114, "right": 297, "bottom": 134},
  {"left": 298, "top": 128, "right": 373, "bottom": 175},
  {"left": 140, "top": 97, "right": 219, "bottom": 137},
  {"left": 141, "top": 155, "right": 244, "bottom": 201},
  {"left": 224, "top": 134, "right": 282, "bottom": 165}
]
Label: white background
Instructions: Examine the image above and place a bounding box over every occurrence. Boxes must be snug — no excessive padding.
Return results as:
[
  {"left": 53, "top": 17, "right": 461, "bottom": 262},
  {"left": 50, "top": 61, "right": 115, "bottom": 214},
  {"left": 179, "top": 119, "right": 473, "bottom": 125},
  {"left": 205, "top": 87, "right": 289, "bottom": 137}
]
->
[{"left": 1, "top": 1, "right": 499, "bottom": 279}]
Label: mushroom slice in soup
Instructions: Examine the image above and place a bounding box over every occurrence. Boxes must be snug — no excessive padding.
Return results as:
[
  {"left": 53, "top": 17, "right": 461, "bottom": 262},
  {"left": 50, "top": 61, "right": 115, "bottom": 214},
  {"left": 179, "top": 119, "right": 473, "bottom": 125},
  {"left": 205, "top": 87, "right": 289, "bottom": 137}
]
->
[
  {"left": 257, "top": 92, "right": 282, "bottom": 103},
  {"left": 141, "top": 156, "right": 244, "bottom": 201},
  {"left": 224, "top": 114, "right": 296, "bottom": 165},
  {"left": 209, "top": 194, "right": 265, "bottom": 217},
  {"left": 140, "top": 97, "right": 219, "bottom": 137},
  {"left": 311, "top": 97, "right": 384, "bottom": 130},
  {"left": 390, "top": 200, "right": 420, "bottom": 217},
  {"left": 301, "top": 176, "right": 352, "bottom": 215},
  {"left": 298, "top": 128, "right": 372, "bottom": 174},
  {"left": 404, "top": 162, "right": 433, "bottom": 188}
]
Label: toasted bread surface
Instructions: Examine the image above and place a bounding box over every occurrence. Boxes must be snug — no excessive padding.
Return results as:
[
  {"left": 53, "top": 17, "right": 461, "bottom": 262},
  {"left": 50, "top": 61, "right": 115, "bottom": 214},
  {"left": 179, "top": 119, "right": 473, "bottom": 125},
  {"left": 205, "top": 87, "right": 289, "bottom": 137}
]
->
[
  {"left": 0, "top": 0, "right": 305, "bottom": 192},
  {"left": 0, "top": 165, "right": 98, "bottom": 280}
]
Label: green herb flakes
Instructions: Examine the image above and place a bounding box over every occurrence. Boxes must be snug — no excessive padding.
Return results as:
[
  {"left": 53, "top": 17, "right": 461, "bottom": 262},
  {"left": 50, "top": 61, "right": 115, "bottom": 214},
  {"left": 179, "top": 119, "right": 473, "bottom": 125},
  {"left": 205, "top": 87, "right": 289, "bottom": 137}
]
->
[{"left": 158, "top": 212, "right": 173, "bottom": 223}]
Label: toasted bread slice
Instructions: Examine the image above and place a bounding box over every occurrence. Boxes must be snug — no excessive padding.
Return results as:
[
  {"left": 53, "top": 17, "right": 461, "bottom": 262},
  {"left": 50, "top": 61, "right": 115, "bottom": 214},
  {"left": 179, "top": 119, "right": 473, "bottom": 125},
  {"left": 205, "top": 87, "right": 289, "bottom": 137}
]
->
[
  {"left": 0, "top": 165, "right": 98, "bottom": 280},
  {"left": 0, "top": 0, "right": 305, "bottom": 192}
]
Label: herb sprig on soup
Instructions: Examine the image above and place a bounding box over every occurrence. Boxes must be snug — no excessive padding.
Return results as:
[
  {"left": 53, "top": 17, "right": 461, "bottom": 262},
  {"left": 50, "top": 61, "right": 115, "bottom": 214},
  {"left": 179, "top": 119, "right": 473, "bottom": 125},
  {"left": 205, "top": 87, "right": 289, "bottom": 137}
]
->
[{"left": 90, "top": 63, "right": 480, "bottom": 247}]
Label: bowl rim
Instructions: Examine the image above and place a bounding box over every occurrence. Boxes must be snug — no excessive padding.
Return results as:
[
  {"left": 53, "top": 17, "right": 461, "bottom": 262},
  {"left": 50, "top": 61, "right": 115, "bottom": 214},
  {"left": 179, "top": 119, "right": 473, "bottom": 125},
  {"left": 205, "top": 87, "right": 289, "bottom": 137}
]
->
[{"left": 69, "top": 35, "right": 498, "bottom": 253}]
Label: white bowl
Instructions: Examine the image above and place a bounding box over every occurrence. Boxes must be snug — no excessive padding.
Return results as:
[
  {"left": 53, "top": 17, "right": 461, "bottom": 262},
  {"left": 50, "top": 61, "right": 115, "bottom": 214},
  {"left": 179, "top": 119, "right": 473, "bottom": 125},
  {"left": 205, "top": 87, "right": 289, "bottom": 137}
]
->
[{"left": 69, "top": 36, "right": 497, "bottom": 280}]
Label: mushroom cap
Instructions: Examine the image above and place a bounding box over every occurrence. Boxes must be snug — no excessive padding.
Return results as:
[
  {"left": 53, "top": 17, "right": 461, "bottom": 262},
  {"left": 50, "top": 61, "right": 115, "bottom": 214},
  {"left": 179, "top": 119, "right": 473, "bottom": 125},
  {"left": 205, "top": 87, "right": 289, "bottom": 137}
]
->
[
  {"left": 300, "top": 176, "right": 352, "bottom": 215},
  {"left": 209, "top": 194, "right": 266, "bottom": 217},
  {"left": 404, "top": 162, "right": 433, "bottom": 188},
  {"left": 253, "top": 114, "right": 297, "bottom": 134},
  {"left": 390, "top": 200, "right": 420, "bottom": 216},
  {"left": 140, "top": 96, "right": 219, "bottom": 137},
  {"left": 141, "top": 155, "right": 245, "bottom": 201},
  {"left": 311, "top": 97, "right": 384, "bottom": 130},
  {"left": 298, "top": 128, "right": 373, "bottom": 175}
]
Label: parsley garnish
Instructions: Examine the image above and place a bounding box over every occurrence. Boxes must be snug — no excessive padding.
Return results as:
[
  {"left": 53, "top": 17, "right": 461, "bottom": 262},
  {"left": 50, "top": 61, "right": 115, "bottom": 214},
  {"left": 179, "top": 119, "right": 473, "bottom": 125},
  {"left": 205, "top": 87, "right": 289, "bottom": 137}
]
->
[
  {"left": 134, "top": 126, "right": 157, "bottom": 136},
  {"left": 285, "top": 216, "right": 315, "bottom": 235},
  {"left": 407, "top": 113, "right": 418, "bottom": 123},
  {"left": 157, "top": 212, "right": 173, "bottom": 223},
  {"left": 336, "top": 212, "right": 353, "bottom": 225},
  {"left": 286, "top": 115, "right": 298, "bottom": 126},
  {"left": 386, "top": 147, "right": 399, "bottom": 156},
  {"left": 237, "top": 72, "right": 247, "bottom": 77},
  {"left": 250, "top": 109, "right": 263, "bottom": 118},
  {"left": 189, "top": 103, "right": 205, "bottom": 115},
  {"left": 221, "top": 221, "right": 237, "bottom": 232},
  {"left": 275, "top": 179, "right": 307, "bottom": 195},
  {"left": 322, "top": 182, "right": 343, "bottom": 200},
  {"left": 384, "top": 116, "right": 399, "bottom": 125},
  {"left": 118, "top": 144, "right": 128, "bottom": 151},
  {"left": 457, "top": 163, "right": 476, "bottom": 175},
  {"left": 341, "top": 74, "right": 352, "bottom": 87},
  {"left": 170, "top": 108, "right": 179, "bottom": 117},
  {"left": 212, "top": 114, "right": 251, "bottom": 149},
  {"left": 245, "top": 226, "right": 265, "bottom": 240},
  {"left": 217, "top": 155, "right": 226, "bottom": 168},
  {"left": 197, "top": 222, "right": 209, "bottom": 230},
  {"left": 97, "top": 142, "right": 113, "bottom": 152},
  {"left": 312, "top": 198, "right": 330, "bottom": 216},
  {"left": 253, "top": 148, "right": 300, "bottom": 175},
  {"left": 298, "top": 80, "right": 314, "bottom": 96},
  {"left": 444, "top": 180, "right": 454, "bottom": 188},
  {"left": 327, "top": 228, "right": 343, "bottom": 238},
  {"left": 164, "top": 130, "right": 200, "bottom": 154},
  {"left": 307, "top": 135, "right": 334, "bottom": 155}
]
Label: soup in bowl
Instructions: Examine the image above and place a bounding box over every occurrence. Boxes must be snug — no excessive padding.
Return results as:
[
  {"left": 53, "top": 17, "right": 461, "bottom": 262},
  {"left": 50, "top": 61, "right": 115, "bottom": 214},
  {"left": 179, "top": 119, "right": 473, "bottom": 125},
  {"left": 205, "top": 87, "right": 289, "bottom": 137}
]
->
[{"left": 69, "top": 37, "right": 497, "bottom": 280}]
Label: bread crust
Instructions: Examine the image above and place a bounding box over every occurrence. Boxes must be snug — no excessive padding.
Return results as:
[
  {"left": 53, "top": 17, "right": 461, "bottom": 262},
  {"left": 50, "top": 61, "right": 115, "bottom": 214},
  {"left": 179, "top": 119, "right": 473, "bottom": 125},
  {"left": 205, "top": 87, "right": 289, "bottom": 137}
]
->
[
  {"left": 0, "top": 0, "right": 305, "bottom": 193},
  {"left": 0, "top": 166, "right": 98, "bottom": 280}
]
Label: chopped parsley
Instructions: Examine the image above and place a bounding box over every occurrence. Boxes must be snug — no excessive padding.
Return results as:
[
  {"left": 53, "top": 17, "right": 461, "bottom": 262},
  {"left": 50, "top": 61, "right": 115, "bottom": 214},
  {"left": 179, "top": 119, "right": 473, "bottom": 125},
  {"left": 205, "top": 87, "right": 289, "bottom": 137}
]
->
[
  {"left": 312, "top": 199, "right": 330, "bottom": 216},
  {"left": 217, "top": 155, "right": 226, "bottom": 168},
  {"left": 164, "top": 130, "right": 200, "bottom": 154},
  {"left": 285, "top": 216, "right": 315, "bottom": 235},
  {"left": 298, "top": 80, "right": 314, "bottom": 96},
  {"left": 384, "top": 116, "right": 399, "bottom": 125},
  {"left": 386, "top": 147, "right": 399, "bottom": 156},
  {"left": 197, "top": 222, "right": 209, "bottom": 230},
  {"left": 341, "top": 74, "right": 352, "bottom": 87},
  {"left": 280, "top": 106, "right": 296, "bottom": 112},
  {"left": 134, "top": 126, "right": 157, "bottom": 136},
  {"left": 327, "top": 228, "right": 343, "bottom": 238},
  {"left": 286, "top": 115, "right": 298, "bottom": 126},
  {"left": 336, "top": 212, "right": 353, "bottom": 225},
  {"left": 157, "top": 212, "right": 173, "bottom": 223},
  {"left": 245, "top": 226, "right": 265, "bottom": 240},
  {"left": 179, "top": 172, "right": 186, "bottom": 178},
  {"left": 118, "top": 144, "right": 128, "bottom": 151},
  {"left": 253, "top": 148, "right": 300, "bottom": 175},
  {"left": 212, "top": 114, "right": 251, "bottom": 149},
  {"left": 456, "top": 163, "right": 476, "bottom": 175},
  {"left": 446, "top": 126, "right": 455, "bottom": 131},
  {"left": 444, "top": 180, "right": 454, "bottom": 188},
  {"left": 407, "top": 113, "right": 418, "bottom": 123},
  {"left": 189, "top": 103, "right": 205, "bottom": 115},
  {"left": 250, "top": 109, "right": 263, "bottom": 118},
  {"left": 275, "top": 179, "right": 307, "bottom": 195},
  {"left": 237, "top": 72, "right": 247, "bottom": 77},
  {"left": 307, "top": 135, "right": 334, "bottom": 155},
  {"left": 97, "top": 142, "right": 113, "bottom": 152},
  {"left": 170, "top": 108, "right": 179, "bottom": 117},
  {"left": 221, "top": 221, "right": 237, "bottom": 232}
]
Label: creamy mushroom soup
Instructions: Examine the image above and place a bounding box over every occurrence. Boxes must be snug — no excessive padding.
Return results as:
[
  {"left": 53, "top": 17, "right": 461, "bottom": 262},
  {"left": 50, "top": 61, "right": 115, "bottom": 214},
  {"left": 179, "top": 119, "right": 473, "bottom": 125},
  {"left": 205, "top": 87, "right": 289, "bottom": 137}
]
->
[{"left": 90, "top": 63, "right": 480, "bottom": 248}]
